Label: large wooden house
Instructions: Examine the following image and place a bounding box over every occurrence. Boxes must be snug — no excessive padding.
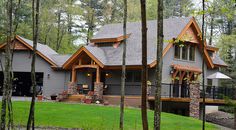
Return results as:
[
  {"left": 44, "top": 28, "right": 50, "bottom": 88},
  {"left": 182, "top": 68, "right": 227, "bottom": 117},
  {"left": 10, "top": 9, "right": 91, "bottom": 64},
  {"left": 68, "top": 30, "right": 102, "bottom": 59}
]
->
[{"left": 0, "top": 17, "right": 231, "bottom": 118}]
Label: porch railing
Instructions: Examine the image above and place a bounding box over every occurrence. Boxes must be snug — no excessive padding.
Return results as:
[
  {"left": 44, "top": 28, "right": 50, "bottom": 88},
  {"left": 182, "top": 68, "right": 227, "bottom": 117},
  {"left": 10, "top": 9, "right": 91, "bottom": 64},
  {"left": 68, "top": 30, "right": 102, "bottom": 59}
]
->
[
  {"left": 203, "top": 85, "right": 235, "bottom": 100},
  {"left": 103, "top": 83, "right": 236, "bottom": 100},
  {"left": 103, "top": 83, "right": 190, "bottom": 98}
]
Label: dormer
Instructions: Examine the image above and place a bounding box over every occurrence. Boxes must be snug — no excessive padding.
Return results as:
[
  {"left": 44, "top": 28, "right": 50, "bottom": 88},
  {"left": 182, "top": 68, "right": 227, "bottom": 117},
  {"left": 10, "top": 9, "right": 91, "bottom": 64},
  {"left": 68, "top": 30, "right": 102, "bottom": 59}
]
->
[
  {"left": 206, "top": 45, "right": 219, "bottom": 57},
  {"left": 90, "top": 34, "right": 131, "bottom": 48}
]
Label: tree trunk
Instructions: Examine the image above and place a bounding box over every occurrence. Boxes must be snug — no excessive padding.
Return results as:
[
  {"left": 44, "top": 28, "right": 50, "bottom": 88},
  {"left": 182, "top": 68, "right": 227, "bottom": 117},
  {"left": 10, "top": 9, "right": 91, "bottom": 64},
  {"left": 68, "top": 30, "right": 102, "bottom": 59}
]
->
[
  {"left": 140, "top": 0, "right": 148, "bottom": 129},
  {"left": 119, "top": 0, "right": 127, "bottom": 129},
  {"left": 1, "top": 0, "right": 13, "bottom": 129},
  {"left": 201, "top": 0, "right": 206, "bottom": 130},
  {"left": 154, "top": 0, "right": 163, "bottom": 130},
  {"left": 209, "top": 15, "right": 214, "bottom": 46},
  {"left": 56, "top": 11, "right": 61, "bottom": 51},
  {"left": 27, "top": 0, "right": 40, "bottom": 129}
]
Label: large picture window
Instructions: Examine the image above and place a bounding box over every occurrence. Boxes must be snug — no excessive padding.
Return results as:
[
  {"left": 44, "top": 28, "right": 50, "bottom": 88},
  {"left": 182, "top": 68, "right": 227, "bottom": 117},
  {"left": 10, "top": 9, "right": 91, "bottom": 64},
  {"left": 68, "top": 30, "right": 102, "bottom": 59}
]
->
[{"left": 174, "top": 44, "right": 195, "bottom": 61}]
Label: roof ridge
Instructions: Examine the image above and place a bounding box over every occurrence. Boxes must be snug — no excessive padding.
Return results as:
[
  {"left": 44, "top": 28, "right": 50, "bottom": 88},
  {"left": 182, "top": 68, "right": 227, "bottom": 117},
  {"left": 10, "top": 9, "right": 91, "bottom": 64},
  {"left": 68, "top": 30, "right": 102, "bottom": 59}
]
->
[{"left": 101, "top": 16, "right": 193, "bottom": 27}]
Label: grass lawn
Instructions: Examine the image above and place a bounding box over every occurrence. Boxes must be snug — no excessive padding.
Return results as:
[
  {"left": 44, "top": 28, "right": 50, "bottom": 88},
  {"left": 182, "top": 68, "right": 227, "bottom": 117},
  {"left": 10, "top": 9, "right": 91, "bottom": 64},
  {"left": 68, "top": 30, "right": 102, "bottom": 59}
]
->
[{"left": 8, "top": 101, "right": 217, "bottom": 130}]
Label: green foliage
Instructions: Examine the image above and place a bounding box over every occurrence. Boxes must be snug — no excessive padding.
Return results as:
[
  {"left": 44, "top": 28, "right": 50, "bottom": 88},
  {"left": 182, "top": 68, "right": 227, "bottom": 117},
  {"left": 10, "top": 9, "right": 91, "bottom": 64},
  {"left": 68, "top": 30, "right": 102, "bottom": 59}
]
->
[
  {"left": 164, "top": 0, "right": 194, "bottom": 18},
  {"left": 0, "top": 0, "right": 81, "bottom": 54},
  {"left": 217, "top": 31, "right": 236, "bottom": 81}
]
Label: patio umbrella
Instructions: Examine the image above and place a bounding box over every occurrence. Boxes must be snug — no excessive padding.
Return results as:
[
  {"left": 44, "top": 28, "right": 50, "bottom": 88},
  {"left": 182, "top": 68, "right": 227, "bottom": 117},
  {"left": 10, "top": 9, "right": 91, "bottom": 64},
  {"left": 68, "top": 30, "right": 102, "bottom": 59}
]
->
[{"left": 207, "top": 72, "right": 232, "bottom": 79}]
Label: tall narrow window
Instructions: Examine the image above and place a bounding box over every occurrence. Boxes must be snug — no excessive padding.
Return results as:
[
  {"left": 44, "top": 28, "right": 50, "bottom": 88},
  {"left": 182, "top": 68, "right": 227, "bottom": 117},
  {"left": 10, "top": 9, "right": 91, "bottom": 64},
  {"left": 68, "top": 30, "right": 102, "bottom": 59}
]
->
[
  {"left": 189, "top": 45, "right": 195, "bottom": 61},
  {"left": 174, "top": 45, "right": 180, "bottom": 59},
  {"left": 181, "top": 45, "right": 188, "bottom": 60}
]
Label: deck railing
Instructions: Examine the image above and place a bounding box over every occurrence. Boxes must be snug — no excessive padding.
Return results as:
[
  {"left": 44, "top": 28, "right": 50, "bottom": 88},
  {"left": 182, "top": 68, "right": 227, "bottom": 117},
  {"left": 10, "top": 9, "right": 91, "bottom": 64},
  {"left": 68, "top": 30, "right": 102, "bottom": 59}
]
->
[
  {"left": 203, "top": 85, "right": 235, "bottom": 100},
  {"left": 103, "top": 83, "right": 236, "bottom": 100}
]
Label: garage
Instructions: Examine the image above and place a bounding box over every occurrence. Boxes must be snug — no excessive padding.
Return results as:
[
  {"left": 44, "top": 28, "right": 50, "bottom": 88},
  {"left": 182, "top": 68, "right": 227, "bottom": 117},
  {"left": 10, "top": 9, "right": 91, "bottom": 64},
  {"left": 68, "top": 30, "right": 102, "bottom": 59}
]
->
[{"left": 0, "top": 72, "right": 44, "bottom": 96}]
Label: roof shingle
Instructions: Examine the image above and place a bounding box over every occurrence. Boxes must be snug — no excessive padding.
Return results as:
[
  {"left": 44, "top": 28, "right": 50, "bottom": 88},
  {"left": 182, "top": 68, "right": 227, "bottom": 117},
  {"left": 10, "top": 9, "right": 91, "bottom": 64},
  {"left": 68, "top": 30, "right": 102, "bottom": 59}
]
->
[{"left": 88, "top": 17, "right": 192, "bottom": 66}]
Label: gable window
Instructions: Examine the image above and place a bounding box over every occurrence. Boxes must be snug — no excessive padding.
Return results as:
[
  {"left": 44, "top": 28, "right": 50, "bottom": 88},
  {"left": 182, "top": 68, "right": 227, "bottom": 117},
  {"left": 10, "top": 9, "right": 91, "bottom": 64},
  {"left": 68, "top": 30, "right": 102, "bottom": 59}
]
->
[
  {"left": 174, "top": 44, "right": 195, "bottom": 61},
  {"left": 189, "top": 46, "right": 195, "bottom": 61},
  {"left": 181, "top": 45, "right": 188, "bottom": 60},
  {"left": 174, "top": 45, "right": 180, "bottom": 59},
  {"left": 208, "top": 51, "right": 213, "bottom": 57}
]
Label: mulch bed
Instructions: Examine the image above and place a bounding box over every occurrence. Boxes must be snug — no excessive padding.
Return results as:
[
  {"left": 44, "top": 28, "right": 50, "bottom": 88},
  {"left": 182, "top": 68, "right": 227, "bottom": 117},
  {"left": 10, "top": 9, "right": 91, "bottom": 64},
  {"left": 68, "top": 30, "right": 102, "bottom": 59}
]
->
[{"left": 206, "top": 111, "right": 234, "bottom": 129}]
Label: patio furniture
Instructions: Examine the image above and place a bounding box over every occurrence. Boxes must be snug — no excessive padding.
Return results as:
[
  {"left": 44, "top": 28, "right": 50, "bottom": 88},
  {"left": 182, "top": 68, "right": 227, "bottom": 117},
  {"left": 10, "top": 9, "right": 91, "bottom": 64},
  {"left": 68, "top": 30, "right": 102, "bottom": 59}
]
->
[{"left": 77, "top": 84, "right": 90, "bottom": 94}]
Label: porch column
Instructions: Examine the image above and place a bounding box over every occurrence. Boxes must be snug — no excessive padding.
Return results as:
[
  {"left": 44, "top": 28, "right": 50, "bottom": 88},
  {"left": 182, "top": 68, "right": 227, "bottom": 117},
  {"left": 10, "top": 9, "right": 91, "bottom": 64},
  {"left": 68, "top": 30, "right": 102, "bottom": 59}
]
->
[
  {"left": 68, "top": 67, "right": 77, "bottom": 95},
  {"left": 71, "top": 67, "right": 77, "bottom": 83},
  {"left": 94, "top": 67, "right": 103, "bottom": 101},
  {"left": 189, "top": 83, "right": 200, "bottom": 119},
  {"left": 96, "top": 67, "right": 100, "bottom": 83}
]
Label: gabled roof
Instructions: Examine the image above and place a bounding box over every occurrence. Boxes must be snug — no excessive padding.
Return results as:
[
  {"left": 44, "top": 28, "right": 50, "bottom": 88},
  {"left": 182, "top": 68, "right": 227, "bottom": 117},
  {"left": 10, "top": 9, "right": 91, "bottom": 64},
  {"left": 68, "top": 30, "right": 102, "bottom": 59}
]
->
[
  {"left": 211, "top": 54, "right": 228, "bottom": 67},
  {"left": 85, "top": 17, "right": 192, "bottom": 66},
  {"left": 62, "top": 46, "right": 105, "bottom": 69},
  {"left": 64, "top": 17, "right": 226, "bottom": 69},
  {"left": 0, "top": 35, "right": 71, "bottom": 68}
]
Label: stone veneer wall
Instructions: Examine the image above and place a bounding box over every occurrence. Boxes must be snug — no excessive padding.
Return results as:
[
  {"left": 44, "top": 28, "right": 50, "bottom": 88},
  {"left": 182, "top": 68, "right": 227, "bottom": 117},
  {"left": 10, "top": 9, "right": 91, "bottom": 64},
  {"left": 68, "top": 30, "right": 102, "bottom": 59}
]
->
[
  {"left": 67, "top": 82, "right": 77, "bottom": 94},
  {"left": 94, "top": 82, "right": 104, "bottom": 101},
  {"left": 189, "top": 83, "right": 200, "bottom": 119}
]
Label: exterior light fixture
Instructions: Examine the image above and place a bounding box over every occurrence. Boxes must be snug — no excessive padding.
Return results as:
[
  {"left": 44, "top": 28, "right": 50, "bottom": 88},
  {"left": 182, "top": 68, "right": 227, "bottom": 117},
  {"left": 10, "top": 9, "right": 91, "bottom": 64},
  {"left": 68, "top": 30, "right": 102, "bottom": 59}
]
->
[
  {"left": 47, "top": 74, "right": 50, "bottom": 79},
  {"left": 105, "top": 73, "right": 109, "bottom": 77},
  {"left": 87, "top": 73, "right": 91, "bottom": 77}
]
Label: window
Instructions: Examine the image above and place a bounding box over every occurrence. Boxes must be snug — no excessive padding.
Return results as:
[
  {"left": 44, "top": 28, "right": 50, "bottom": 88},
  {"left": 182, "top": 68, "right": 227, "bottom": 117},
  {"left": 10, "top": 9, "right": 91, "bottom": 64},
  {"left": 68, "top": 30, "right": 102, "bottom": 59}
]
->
[
  {"left": 174, "top": 44, "right": 195, "bottom": 61},
  {"left": 189, "top": 46, "right": 195, "bottom": 61},
  {"left": 174, "top": 45, "right": 180, "bottom": 59},
  {"left": 208, "top": 51, "right": 213, "bottom": 57},
  {"left": 126, "top": 71, "right": 141, "bottom": 82},
  {"left": 207, "top": 79, "right": 213, "bottom": 86},
  {"left": 181, "top": 45, "right": 188, "bottom": 60}
]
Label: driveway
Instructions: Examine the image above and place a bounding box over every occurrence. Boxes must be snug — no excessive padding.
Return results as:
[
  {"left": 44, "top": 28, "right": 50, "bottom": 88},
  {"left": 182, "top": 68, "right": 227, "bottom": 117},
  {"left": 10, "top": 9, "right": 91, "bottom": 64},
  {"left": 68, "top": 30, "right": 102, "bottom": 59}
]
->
[{"left": 0, "top": 96, "right": 32, "bottom": 101}]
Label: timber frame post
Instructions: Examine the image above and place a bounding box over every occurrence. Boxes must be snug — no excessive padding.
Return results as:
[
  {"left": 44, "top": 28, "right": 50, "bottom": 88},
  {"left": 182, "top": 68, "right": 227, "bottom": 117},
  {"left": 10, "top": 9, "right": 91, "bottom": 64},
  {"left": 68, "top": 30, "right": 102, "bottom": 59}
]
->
[{"left": 71, "top": 66, "right": 77, "bottom": 83}]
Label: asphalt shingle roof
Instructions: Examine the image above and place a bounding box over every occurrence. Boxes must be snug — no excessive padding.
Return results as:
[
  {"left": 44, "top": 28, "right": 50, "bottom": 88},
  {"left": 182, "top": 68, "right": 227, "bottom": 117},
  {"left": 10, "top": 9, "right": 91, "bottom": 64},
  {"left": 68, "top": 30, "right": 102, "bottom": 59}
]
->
[
  {"left": 18, "top": 36, "right": 70, "bottom": 67},
  {"left": 211, "top": 54, "right": 228, "bottom": 66},
  {"left": 87, "top": 17, "right": 192, "bottom": 66}
]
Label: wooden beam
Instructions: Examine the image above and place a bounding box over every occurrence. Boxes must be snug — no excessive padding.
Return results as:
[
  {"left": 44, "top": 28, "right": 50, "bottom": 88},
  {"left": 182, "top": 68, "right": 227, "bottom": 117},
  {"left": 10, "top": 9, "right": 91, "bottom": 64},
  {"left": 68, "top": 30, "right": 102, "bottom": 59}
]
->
[
  {"left": 79, "top": 58, "right": 82, "bottom": 65},
  {"left": 71, "top": 67, "right": 77, "bottom": 83},
  {"left": 62, "top": 47, "right": 104, "bottom": 70},
  {"left": 90, "top": 34, "right": 131, "bottom": 43},
  {"left": 74, "top": 65, "right": 98, "bottom": 69},
  {"left": 180, "top": 71, "right": 186, "bottom": 84},
  {"left": 189, "top": 72, "right": 194, "bottom": 81},
  {"left": 96, "top": 67, "right": 100, "bottom": 83},
  {"left": 172, "top": 70, "right": 179, "bottom": 82}
]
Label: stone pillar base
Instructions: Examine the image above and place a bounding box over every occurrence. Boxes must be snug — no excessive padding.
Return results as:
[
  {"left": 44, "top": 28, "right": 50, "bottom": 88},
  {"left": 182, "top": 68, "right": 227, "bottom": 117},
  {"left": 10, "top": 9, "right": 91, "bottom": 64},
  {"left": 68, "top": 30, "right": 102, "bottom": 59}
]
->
[
  {"left": 94, "top": 82, "right": 104, "bottom": 101},
  {"left": 67, "top": 82, "right": 77, "bottom": 95},
  {"left": 189, "top": 83, "right": 200, "bottom": 119}
]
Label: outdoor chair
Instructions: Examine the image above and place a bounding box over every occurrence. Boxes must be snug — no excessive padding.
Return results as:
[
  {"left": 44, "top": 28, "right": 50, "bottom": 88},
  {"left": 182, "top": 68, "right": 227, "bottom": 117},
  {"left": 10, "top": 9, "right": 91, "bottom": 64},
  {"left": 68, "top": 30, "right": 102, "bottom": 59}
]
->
[{"left": 82, "top": 84, "right": 89, "bottom": 94}]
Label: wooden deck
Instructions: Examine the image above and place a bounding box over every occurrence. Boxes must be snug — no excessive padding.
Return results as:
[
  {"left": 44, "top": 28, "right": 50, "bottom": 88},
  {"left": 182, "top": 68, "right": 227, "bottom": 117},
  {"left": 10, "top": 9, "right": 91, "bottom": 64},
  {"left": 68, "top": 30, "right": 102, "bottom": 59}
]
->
[
  {"left": 64, "top": 95, "right": 229, "bottom": 106},
  {"left": 149, "top": 96, "right": 227, "bottom": 105}
]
